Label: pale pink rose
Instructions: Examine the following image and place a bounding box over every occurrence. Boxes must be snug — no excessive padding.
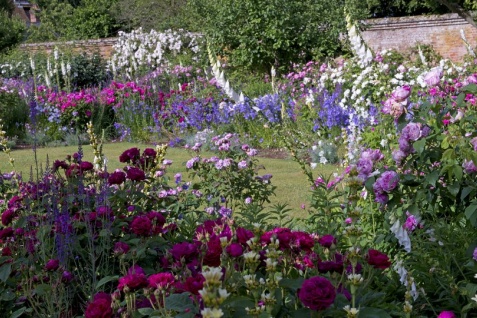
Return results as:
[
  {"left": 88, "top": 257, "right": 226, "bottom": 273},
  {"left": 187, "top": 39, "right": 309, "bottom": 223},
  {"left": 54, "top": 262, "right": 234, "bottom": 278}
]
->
[
  {"left": 423, "top": 68, "right": 442, "bottom": 87},
  {"left": 392, "top": 85, "right": 411, "bottom": 102}
]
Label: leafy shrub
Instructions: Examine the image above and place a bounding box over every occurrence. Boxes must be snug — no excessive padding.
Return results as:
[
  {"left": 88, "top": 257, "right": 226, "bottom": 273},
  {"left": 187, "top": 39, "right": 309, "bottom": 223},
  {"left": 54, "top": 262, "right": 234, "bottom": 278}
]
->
[{"left": 0, "top": 88, "right": 28, "bottom": 138}]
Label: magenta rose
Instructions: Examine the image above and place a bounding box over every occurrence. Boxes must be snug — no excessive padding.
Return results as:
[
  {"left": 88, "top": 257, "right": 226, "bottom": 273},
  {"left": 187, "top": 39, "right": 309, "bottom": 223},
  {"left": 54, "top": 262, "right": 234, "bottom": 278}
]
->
[
  {"left": 85, "top": 292, "right": 113, "bottom": 318},
  {"left": 367, "top": 249, "right": 391, "bottom": 269},
  {"left": 298, "top": 276, "right": 336, "bottom": 310},
  {"left": 437, "top": 311, "right": 455, "bottom": 318},
  {"left": 148, "top": 272, "right": 175, "bottom": 289},
  {"left": 226, "top": 243, "right": 244, "bottom": 257},
  {"left": 176, "top": 274, "right": 205, "bottom": 295},
  {"left": 45, "top": 259, "right": 60, "bottom": 271}
]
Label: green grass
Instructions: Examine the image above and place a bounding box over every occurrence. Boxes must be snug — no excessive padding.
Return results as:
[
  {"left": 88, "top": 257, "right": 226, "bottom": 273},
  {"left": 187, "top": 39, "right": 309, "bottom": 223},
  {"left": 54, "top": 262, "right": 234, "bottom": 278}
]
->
[{"left": 0, "top": 142, "right": 340, "bottom": 220}]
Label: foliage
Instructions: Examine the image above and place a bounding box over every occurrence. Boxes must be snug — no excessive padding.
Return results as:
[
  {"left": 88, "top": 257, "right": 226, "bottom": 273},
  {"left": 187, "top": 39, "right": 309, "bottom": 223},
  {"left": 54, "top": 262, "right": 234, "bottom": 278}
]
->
[
  {"left": 0, "top": 9, "right": 25, "bottom": 54},
  {"left": 0, "top": 86, "right": 28, "bottom": 138}
]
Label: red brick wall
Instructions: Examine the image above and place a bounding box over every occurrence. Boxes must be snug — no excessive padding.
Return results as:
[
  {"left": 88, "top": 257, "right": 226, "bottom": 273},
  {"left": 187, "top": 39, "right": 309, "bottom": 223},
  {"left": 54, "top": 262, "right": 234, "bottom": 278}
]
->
[
  {"left": 20, "top": 38, "right": 117, "bottom": 59},
  {"left": 361, "top": 13, "right": 477, "bottom": 61}
]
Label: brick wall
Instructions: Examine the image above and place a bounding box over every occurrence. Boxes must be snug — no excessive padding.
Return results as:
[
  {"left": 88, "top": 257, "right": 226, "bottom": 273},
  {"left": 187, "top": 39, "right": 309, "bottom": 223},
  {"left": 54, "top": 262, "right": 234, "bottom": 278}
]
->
[
  {"left": 20, "top": 38, "right": 118, "bottom": 59},
  {"left": 361, "top": 13, "right": 477, "bottom": 61}
]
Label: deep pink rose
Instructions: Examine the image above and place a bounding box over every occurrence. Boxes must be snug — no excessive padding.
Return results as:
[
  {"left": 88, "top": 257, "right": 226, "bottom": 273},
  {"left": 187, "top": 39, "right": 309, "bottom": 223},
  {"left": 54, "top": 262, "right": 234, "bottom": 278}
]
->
[
  {"left": 298, "top": 276, "right": 336, "bottom": 310},
  {"left": 118, "top": 273, "right": 148, "bottom": 291},
  {"left": 293, "top": 231, "right": 315, "bottom": 252},
  {"left": 148, "top": 272, "right": 175, "bottom": 289},
  {"left": 85, "top": 292, "right": 113, "bottom": 318},
  {"left": 45, "top": 259, "right": 60, "bottom": 271},
  {"left": 0, "top": 227, "right": 13, "bottom": 239},
  {"left": 367, "top": 249, "right": 391, "bottom": 269}
]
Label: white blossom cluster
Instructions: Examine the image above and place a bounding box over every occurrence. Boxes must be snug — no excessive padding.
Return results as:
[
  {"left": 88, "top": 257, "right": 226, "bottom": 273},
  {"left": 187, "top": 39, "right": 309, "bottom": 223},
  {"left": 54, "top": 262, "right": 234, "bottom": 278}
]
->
[{"left": 109, "top": 28, "right": 203, "bottom": 79}]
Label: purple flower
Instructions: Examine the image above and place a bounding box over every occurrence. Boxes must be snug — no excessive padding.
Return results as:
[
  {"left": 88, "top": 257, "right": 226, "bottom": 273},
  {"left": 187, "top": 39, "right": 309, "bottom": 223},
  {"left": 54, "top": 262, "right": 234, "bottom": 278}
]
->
[
  {"left": 174, "top": 173, "right": 182, "bottom": 184},
  {"left": 402, "top": 122, "right": 421, "bottom": 141},
  {"left": 463, "top": 159, "right": 477, "bottom": 174},
  {"left": 357, "top": 158, "right": 373, "bottom": 179},
  {"left": 403, "top": 212, "right": 418, "bottom": 231},
  {"left": 471, "top": 137, "right": 477, "bottom": 151},
  {"left": 392, "top": 149, "right": 407, "bottom": 166},
  {"left": 473, "top": 247, "right": 477, "bottom": 261},
  {"left": 238, "top": 160, "right": 248, "bottom": 169},
  {"left": 186, "top": 157, "right": 199, "bottom": 169}
]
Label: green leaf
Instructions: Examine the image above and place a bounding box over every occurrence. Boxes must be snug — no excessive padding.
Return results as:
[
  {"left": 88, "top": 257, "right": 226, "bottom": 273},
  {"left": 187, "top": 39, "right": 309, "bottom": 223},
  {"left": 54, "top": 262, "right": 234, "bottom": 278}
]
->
[
  {"left": 425, "top": 170, "right": 439, "bottom": 187},
  {"left": 0, "top": 263, "right": 11, "bottom": 282},
  {"left": 453, "top": 165, "right": 463, "bottom": 181},
  {"left": 138, "top": 308, "right": 156, "bottom": 316},
  {"left": 279, "top": 278, "right": 305, "bottom": 291},
  {"left": 465, "top": 203, "right": 477, "bottom": 226},
  {"left": 95, "top": 275, "right": 119, "bottom": 289},
  {"left": 358, "top": 307, "right": 392, "bottom": 318},
  {"left": 413, "top": 138, "right": 426, "bottom": 155},
  {"left": 464, "top": 83, "right": 477, "bottom": 94},
  {"left": 165, "top": 293, "right": 195, "bottom": 312},
  {"left": 10, "top": 307, "right": 27, "bottom": 318},
  {"left": 461, "top": 187, "right": 474, "bottom": 200},
  {"left": 34, "top": 284, "right": 52, "bottom": 296},
  {"left": 448, "top": 182, "right": 460, "bottom": 197}
]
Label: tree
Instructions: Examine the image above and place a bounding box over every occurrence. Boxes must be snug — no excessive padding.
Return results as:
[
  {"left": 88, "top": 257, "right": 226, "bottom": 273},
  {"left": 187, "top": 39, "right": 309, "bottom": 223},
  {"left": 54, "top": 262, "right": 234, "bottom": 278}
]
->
[
  {"left": 66, "top": 0, "right": 119, "bottom": 39},
  {"left": 189, "top": 0, "right": 363, "bottom": 72},
  {"left": 112, "top": 0, "right": 194, "bottom": 32},
  {"left": 0, "top": 1, "right": 26, "bottom": 53}
]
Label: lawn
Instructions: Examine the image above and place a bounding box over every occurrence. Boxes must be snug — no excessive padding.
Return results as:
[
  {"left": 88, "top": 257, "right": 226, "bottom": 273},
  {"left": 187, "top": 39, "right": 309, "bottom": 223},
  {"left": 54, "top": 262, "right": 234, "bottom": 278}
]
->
[{"left": 0, "top": 142, "right": 340, "bottom": 219}]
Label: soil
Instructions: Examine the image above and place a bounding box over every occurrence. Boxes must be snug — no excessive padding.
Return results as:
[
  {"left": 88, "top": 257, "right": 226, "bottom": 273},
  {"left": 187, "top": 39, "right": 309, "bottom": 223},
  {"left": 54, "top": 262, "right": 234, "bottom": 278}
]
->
[{"left": 256, "top": 148, "right": 290, "bottom": 160}]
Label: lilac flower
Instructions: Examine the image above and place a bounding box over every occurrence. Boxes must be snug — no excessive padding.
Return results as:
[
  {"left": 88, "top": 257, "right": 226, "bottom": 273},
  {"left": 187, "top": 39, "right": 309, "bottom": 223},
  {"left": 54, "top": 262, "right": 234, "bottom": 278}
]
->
[
  {"left": 238, "top": 160, "right": 247, "bottom": 169},
  {"left": 357, "top": 158, "right": 373, "bottom": 180},
  {"left": 403, "top": 212, "right": 418, "bottom": 231},
  {"left": 392, "top": 85, "right": 411, "bottom": 102},
  {"left": 375, "top": 171, "right": 399, "bottom": 193},
  {"left": 186, "top": 157, "right": 199, "bottom": 169},
  {"left": 463, "top": 159, "right": 477, "bottom": 174},
  {"left": 174, "top": 173, "right": 182, "bottom": 184},
  {"left": 402, "top": 123, "right": 422, "bottom": 141}
]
